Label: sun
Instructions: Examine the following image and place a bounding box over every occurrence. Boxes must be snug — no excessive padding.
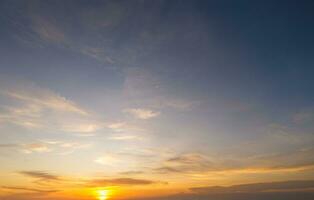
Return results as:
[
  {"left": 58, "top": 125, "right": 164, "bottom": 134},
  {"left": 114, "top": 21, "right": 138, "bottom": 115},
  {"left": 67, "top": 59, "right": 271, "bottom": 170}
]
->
[{"left": 96, "top": 189, "right": 111, "bottom": 200}]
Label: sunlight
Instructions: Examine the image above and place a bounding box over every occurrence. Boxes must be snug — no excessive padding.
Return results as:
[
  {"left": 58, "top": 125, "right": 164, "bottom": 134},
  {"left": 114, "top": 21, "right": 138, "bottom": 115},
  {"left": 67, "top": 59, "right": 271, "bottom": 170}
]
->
[{"left": 97, "top": 189, "right": 110, "bottom": 200}]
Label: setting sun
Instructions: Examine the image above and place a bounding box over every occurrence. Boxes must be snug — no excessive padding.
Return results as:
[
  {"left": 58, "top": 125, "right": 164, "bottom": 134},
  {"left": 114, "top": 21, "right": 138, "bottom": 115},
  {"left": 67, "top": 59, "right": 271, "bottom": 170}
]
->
[{"left": 97, "top": 189, "right": 110, "bottom": 200}]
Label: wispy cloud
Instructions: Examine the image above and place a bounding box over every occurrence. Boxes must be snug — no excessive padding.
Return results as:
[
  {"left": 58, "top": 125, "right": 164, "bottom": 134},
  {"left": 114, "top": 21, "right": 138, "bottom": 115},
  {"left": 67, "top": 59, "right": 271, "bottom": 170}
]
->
[
  {"left": 190, "top": 180, "right": 314, "bottom": 194},
  {"left": 123, "top": 68, "right": 199, "bottom": 112},
  {"left": 23, "top": 12, "right": 116, "bottom": 66},
  {"left": 124, "top": 108, "right": 160, "bottom": 119},
  {"left": 154, "top": 148, "right": 314, "bottom": 176},
  {"left": 22, "top": 143, "right": 51, "bottom": 154},
  {"left": 166, "top": 153, "right": 207, "bottom": 165},
  {"left": 0, "top": 81, "right": 103, "bottom": 134},
  {"left": 79, "top": 46, "right": 115, "bottom": 65},
  {"left": 118, "top": 170, "right": 144, "bottom": 175},
  {"left": 107, "top": 122, "right": 143, "bottom": 133},
  {"left": 2, "top": 86, "right": 88, "bottom": 115},
  {"left": 31, "top": 15, "right": 65, "bottom": 43},
  {"left": 94, "top": 155, "right": 119, "bottom": 165},
  {"left": 293, "top": 111, "right": 313, "bottom": 124},
  {"left": 0, "top": 144, "right": 19, "bottom": 149},
  {"left": 154, "top": 153, "right": 212, "bottom": 174},
  {"left": 53, "top": 141, "right": 92, "bottom": 155},
  {"left": 18, "top": 171, "right": 60, "bottom": 182},
  {"left": 0, "top": 143, "right": 51, "bottom": 154},
  {"left": 2, "top": 186, "right": 58, "bottom": 194},
  {"left": 89, "top": 178, "right": 156, "bottom": 186},
  {"left": 108, "top": 134, "right": 143, "bottom": 141},
  {"left": 0, "top": 140, "right": 91, "bottom": 155},
  {"left": 61, "top": 123, "right": 102, "bottom": 133}
]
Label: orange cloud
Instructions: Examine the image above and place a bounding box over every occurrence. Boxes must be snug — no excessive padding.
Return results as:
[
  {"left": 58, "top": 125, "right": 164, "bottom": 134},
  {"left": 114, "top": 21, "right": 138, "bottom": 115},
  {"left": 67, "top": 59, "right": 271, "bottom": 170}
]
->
[{"left": 89, "top": 178, "right": 157, "bottom": 186}]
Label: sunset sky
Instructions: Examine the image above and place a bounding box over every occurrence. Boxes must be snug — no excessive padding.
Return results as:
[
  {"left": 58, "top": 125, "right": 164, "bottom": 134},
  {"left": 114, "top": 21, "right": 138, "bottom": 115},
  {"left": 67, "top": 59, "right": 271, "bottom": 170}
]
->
[{"left": 1, "top": 0, "right": 314, "bottom": 200}]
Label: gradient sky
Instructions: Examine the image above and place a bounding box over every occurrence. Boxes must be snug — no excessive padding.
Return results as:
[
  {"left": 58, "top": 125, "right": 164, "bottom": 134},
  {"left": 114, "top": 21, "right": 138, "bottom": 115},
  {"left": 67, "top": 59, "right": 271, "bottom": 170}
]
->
[{"left": 1, "top": 0, "right": 314, "bottom": 200}]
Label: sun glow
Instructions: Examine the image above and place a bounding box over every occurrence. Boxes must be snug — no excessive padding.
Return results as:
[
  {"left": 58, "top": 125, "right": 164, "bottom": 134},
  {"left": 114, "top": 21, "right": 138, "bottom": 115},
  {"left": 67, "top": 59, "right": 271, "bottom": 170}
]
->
[{"left": 96, "top": 189, "right": 110, "bottom": 200}]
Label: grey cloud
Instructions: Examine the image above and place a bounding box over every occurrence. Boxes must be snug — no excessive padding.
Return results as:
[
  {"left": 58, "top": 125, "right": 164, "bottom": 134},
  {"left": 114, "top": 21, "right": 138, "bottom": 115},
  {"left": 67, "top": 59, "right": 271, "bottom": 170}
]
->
[
  {"left": 153, "top": 149, "right": 314, "bottom": 175},
  {"left": 119, "top": 170, "right": 144, "bottom": 175},
  {"left": 19, "top": 171, "right": 60, "bottom": 181},
  {"left": 154, "top": 166, "right": 183, "bottom": 174},
  {"left": 124, "top": 181, "right": 314, "bottom": 200},
  {"left": 0, "top": 144, "right": 18, "bottom": 148},
  {"left": 190, "top": 180, "right": 314, "bottom": 194},
  {"left": 167, "top": 154, "right": 206, "bottom": 164},
  {"left": 154, "top": 153, "right": 215, "bottom": 174},
  {"left": 89, "top": 178, "right": 157, "bottom": 186},
  {"left": 293, "top": 111, "right": 314, "bottom": 124},
  {"left": 131, "top": 191, "right": 314, "bottom": 200},
  {"left": 30, "top": 15, "right": 65, "bottom": 43},
  {"left": 123, "top": 68, "right": 197, "bottom": 111},
  {"left": 2, "top": 186, "right": 58, "bottom": 194}
]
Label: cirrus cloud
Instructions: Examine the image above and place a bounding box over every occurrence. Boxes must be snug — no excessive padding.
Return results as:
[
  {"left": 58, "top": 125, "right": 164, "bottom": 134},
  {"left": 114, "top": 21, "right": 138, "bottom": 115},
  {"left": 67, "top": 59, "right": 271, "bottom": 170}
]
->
[{"left": 124, "top": 108, "right": 160, "bottom": 119}]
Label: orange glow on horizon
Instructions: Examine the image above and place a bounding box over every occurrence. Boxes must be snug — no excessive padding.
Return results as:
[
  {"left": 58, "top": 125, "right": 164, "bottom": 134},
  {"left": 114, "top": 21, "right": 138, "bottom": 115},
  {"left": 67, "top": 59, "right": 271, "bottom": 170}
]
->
[{"left": 95, "top": 189, "right": 114, "bottom": 200}]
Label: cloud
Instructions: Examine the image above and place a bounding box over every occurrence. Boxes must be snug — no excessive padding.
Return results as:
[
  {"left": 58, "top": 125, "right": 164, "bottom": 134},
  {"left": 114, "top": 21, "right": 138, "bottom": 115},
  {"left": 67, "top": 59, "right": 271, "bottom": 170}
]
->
[
  {"left": 55, "top": 141, "right": 92, "bottom": 155},
  {"left": 153, "top": 148, "right": 314, "bottom": 176},
  {"left": 2, "top": 86, "right": 88, "bottom": 115},
  {"left": 123, "top": 68, "right": 198, "bottom": 112},
  {"left": 107, "top": 122, "right": 144, "bottom": 133},
  {"left": 79, "top": 46, "right": 115, "bottom": 65},
  {"left": 0, "top": 143, "right": 51, "bottom": 154},
  {"left": 31, "top": 15, "right": 65, "bottom": 43},
  {"left": 1, "top": 186, "right": 58, "bottom": 194},
  {"left": 124, "top": 108, "right": 160, "bottom": 119},
  {"left": 190, "top": 180, "right": 314, "bottom": 194},
  {"left": 154, "top": 153, "right": 213, "bottom": 174},
  {"left": 61, "top": 122, "right": 102, "bottom": 133},
  {"left": 22, "top": 143, "right": 51, "bottom": 154},
  {"left": 154, "top": 166, "right": 183, "bottom": 174},
  {"left": 89, "top": 178, "right": 156, "bottom": 186},
  {"left": 0, "top": 140, "right": 91, "bottom": 156},
  {"left": 167, "top": 153, "right": 206, "bottom": 164},
  {"left": 161, "top": 97, "right": 197, "bottom": 111},
  {"left": 0, "top": 81, "right": 103, "bottom": 134},
  {"left": 94, "top": 155, "right": 119, "bottom": 165},
  {"left": 107, "top": 122, "right": 125, "bottom": 131},
  {"left": 293, "top": 111, "right": 313, "bottom": 124},
  {"left": 216, "top": 164, "right": 314, "bottom": 175},
  {"left": 18, "top": 171, "right": 60, "bottom": 182},
  {"left": 26, "top": 4, "right": 118, "bottom": 66},
  {"left": 59, "top": 142, "right": 90, "bottom": 149},
  {"left": 108, "top": 134, "right": 143, "bottom": 141},
  {"left": 0, "top": 144, "right": 19, "bottom": 148},
  {"left": 0, "top": 144, "right": 20, "bottom": 156},
  {"left": 120, "top": 181, "right": 314, "bottom": 200},
  {"left": 119, "top": 170, "right": 144, "bottom": 175},
  {"left": 11, "top": 7, "right": 116, "bottom": 66},
  {"left": 113, "top": 181, "right": 314, "bottom": 200}
]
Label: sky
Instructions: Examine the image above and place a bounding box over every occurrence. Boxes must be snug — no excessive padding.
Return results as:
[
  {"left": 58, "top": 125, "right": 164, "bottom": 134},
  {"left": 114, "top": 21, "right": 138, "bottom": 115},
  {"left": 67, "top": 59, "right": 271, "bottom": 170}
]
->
[{"left": 0, "top": 0, "right": 314, "bottom": 199}]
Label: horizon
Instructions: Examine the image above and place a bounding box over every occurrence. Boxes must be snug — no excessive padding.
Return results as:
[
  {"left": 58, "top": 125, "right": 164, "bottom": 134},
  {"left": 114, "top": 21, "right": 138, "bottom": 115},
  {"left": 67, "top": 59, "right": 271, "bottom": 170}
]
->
[{"left": 1, "top": 0, "right": 314, "bottom": 199}]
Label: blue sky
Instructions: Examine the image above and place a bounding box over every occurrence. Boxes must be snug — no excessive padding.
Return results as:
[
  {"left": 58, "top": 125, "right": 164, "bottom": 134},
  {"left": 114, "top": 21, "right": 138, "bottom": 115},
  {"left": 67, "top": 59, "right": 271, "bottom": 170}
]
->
[{"left": 0, "top": 0, "right": 314, "bottom": 199}]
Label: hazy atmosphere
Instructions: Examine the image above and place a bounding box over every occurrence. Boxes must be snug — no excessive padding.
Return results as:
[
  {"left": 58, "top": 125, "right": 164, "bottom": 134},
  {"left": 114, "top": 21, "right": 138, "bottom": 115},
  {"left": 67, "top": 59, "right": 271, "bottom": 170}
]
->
[{"left": 0, "top": 0, "right": 314, "bottom": 199}]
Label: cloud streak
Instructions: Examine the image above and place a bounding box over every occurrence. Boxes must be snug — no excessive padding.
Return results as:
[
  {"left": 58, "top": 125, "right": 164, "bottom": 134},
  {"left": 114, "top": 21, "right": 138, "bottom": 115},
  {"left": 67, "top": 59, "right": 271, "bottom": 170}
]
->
[
  {"left": 2, "top": 186, "right": 58, "bottom": 194},
  {"left": 3, "top": 86, "right": 88, "bottom": 115},
  {"left": 0, "top": 81, "right": 103, "bottom": 134},
  {"left": 153, "top": 149, "right": 314, "bottom": 176},
  {"left": 18, "top": 171, "right": 60, "bottom": 182},
  {"left": 89, "top": 178, "right": 157, "bottom": 186},
  {"left": 190, "top": 180, "right": 314, "bottom": 194},
  {"left": 22, "top": 143, "right": 51, "bottom": 154},
  {"left": 124, "top": 108, "right": 160, "bottom": 119}
]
